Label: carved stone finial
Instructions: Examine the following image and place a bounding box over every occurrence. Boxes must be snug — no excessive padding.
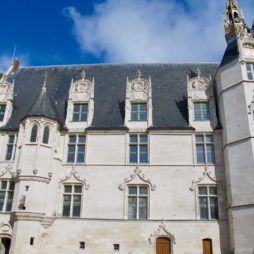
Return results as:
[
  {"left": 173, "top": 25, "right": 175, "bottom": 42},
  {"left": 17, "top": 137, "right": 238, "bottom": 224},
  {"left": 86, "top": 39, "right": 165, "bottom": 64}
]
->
[
  {"left": 137, "top": 69, "right": 142, "bottom": 80},
  {"left": 196, "top": 68, "right": 201, "bottom": 78},
  {"left": 81, "top": 70, "right": 86, "bottom": 81}
]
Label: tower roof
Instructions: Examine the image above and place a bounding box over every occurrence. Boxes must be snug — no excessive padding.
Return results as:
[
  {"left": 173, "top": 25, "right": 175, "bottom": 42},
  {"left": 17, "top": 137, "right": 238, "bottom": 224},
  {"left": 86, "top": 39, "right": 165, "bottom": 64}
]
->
[{"left": 26, "top": 76, "right": 59, "bottom": 122}]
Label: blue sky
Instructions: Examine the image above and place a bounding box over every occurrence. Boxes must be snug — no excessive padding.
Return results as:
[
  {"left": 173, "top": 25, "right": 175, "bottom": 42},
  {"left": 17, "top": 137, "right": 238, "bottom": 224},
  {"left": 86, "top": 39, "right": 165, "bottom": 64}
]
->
[{"left": 0, "top": 0, "right": 253, "bottom": 71}]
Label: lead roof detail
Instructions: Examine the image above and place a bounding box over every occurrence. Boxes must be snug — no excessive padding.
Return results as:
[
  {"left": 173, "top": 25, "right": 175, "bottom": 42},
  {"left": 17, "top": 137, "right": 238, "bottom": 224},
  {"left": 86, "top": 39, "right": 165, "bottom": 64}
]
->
[{"left": 3, "top": 63, "right": 219, "bottom": 131}]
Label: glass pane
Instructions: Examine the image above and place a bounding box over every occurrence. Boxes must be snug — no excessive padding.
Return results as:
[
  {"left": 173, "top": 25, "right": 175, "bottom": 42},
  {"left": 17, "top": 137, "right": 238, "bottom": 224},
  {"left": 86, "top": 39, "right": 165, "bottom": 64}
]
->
[
  {"left": 196, "top": 135, "right": 204, "bottom": 143},
  {"left": 72, "top": 195, "right": 81, "bottom": 217},
  {"left": 196, "top": 145, "right": 205, "bottom": 163},
  {"left": 128, "top": 186, "right": 137, "bottom": 195},
  {"left": 74, "top": 186, "right": 82, "bottom": 193},
  {"left": 73, "top": 104, "right": 80, "bottom": 112},
  {"left": 139, "top": 103, "right": 147, "bottom": 111},
  {"left": 9, "top": 135, "right": 15, "bottom": 143},
  {"left": 140, "top": 145, "right": 148, "bottom": 163},
  {"left": 0, "top": 181, "right": 7, "bottom": 190},
  {"left": 139, "top": 197, "right": 147, "bottom": 220},
  {"left": 42, "top": 127, "right": 49, "bottom": 144},
  {"left": 130, "top": 145, "right": 137, "bottom": 163},
  {"left": 140, "top": 135, "right": 147, "bottom": 144},
  {"left": 210, "top": 197, "right": 219, "bottom": 219},
  {"left": 247, "top": 72, "right": 253, "bottom": 80},
  {"left": 131, "top": 112, "right": 138, "bottom": 121},
  {"left": 198, "top": 187, "right": 207, "bottom": 195},
  {"left": 5, "top": 145, "right": 13, "bottom": 160},
  {"left": 139, "top": 187, "right": 148, "bottom": 195},
  {"left": 69, "top": 136, "right": 76, "bottom": 143},
  {"left": 128, "top": 197, "right": 137, "bottom": 219},
  {"left": 246, "top": 64, "right": 252, "bottom": 71},
  {"left": 205, "top": 135, "right": 214, "bottom": 142},
  {"left": 78, "top": 136, "right": 86, "bottom": 143},
  {"left": 67, "top": 145, "right": 75, "bottom": 163},
  {"left": 6, "top": 192, "right": 13, "bottom": 212},
  {"left": 77, "top": 145, "right": 85, "bottom": 163},
  {"left": 9, "top": 182, "right": 15, "bottom": 191},
  {"left": 209, "top": 187, "right": 217, "bottom": 195},
  {"left": 206, "top": 144, "right": 215, "bottom": 163},
  {"left": 0, "top": 191, "right": 5, "bottom": 211},
  {"left": 199, "top": 197, "right": 208, "bottom": 219},
  {"left": 30, "top": 125, "right": 38, "bottom": 142},
  {"left": 130, "top": 135, "right": 138, "bottom": 143},
  {"left": 139, "top": 112, "right": 147, "bottom": 121},
  {"left": 73, "top": 112, "right": 80, "bottom": 121},
  {"left": 0, "top": 105, "right": 6, "bottom": 121},
  {"left": 62, "top": 195, "right": 71, "bottom": 216},
  {"left": 131, "top": 104, "right": 138, "bottom": 111},
  {"left": 64, "top": 185, "right": 72, "bottom": 193}
]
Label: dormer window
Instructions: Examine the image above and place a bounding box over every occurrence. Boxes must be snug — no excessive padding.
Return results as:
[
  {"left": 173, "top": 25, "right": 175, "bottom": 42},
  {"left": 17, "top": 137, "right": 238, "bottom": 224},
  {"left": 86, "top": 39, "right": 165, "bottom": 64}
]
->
[
  {"left": 194, "top": 102, "right": 210, "bottom": 121},
  {"left": 73, "top": 103, "right": 88, "bottom": 122},
  {"left": 131, "top": 103, "right": 147, "bottom": 121},
  {"left": 66, "top": 71, "right": 94, "bottom": 130},
  {"left": 0, "top": 104, "right": 6, "bottom": 121},
  {"left": 125, "top": 70, "right": 152, "bottom": 128}
]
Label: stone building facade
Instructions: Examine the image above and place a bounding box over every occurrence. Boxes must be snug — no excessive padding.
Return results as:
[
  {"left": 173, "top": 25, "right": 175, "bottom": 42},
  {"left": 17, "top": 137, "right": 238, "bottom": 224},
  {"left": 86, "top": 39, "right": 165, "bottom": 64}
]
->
[{"left": 0, "top": 0, "right": 253, "bottom": 253}]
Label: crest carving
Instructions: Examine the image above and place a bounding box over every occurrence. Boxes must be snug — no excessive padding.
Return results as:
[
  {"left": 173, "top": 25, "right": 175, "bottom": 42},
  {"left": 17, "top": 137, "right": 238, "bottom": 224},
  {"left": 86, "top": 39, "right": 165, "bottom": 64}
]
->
[
  {"left": 126, "top": 70, "right": 151, "bottom": 101},
  {"left": 118, "top": 166, "right": 156, "bottom": 191},
  {"left": 70, "top": 71, "right": 94, "bottom": 101},
  {"left": 0, "top": 164, "right": 15, "bottom": 178},
  {"left": 148, "top": 220, "right": 176, "bottom": 244}
]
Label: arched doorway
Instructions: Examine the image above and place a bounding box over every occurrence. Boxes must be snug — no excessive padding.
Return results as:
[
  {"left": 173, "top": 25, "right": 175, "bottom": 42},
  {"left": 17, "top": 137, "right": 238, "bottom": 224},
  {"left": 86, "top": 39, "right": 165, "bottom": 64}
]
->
[
  {"left": 0, "top": 238, "right": 11, "bottom": 254},
  {"left": 156, "top": 237, "right": 171, "bottom": 254}
]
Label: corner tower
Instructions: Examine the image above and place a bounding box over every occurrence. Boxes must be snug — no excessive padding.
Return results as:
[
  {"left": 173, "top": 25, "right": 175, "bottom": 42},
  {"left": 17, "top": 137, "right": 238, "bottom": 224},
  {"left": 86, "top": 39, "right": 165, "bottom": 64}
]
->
[{"left": 217, "top": 1, "right": 254, "bottom": 253}]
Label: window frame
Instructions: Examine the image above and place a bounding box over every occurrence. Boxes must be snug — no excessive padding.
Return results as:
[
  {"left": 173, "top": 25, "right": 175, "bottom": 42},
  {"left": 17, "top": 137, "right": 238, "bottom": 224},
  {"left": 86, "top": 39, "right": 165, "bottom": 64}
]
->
[
  {"left": 0, "top": 180, "right": 15, "bottom": 213},
  {"left": 129, "top": 134, "right": 149, "bottom": 164},
  {"left": 72, "top": 103, "right": 88, "bottom": 122},
  {"left": 131, "top": 102, "right": 147, "bottom": 121},
  {"left": 66, "top": 134, "right": 86, "bottom": 164},
  {"left": 30, "top": 125, "right": 38, "bottom": 143},
  {"left": 42, "top": 126, "right": 50, "bottom": 144},
  {"left": 5, "top": 134, "right": 17, "bottom": 161},
  {"left": 127, "top": 185, "right": 149, "bottom": 220},
  {"left": 195, "top": 134, "right": 215, "bottom": 164},
  {"left": 246, "top": 63, "right": 254, "bottom": 80},
  {"left": 193, "top": 101, "right": 210, "bottom": 121},
  {"left": 198, "top": 185, "right": 219, "bottom": 220},
  {"left": 62, "top": 184, "right": 83, "bottom": 218}
]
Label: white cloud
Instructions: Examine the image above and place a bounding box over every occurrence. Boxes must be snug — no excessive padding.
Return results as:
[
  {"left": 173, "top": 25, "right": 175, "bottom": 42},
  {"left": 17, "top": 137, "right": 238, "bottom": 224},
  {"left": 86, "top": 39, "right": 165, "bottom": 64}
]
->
[
  {"left": 64, "top": 0, "right": 254, "bottom": 63},
  {"left": 0, "top": 54, "right": 29, "bottom": 74}
]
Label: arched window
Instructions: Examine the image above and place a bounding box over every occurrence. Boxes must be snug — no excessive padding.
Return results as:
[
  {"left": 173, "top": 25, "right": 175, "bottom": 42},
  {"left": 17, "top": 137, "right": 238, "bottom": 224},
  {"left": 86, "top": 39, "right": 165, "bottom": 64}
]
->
[
  {"left": 203, "top": 239, "right": 213, "bottom": 254},
  {"left": 42, "top": 126, "right": 50, "bottom": 144},
  {"left": 30, "top": 125, "right": 38, "bottom": 143}
]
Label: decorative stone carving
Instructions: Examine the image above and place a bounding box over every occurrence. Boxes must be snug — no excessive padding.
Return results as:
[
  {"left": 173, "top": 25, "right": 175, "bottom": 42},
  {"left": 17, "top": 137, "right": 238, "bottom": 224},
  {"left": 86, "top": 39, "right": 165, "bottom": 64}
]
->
[
  {"left": 0, "top": 164, "right": 15, "bottom": 178},
  {"left": 189, "top": 166, "right": 222, "bottom": 191},
  {"left": 118, "top": 166, "right": 156, "bottom": 191},
  {"left": 60, "top": 166, "right": 89, "bottom": 190},
  {"left": 148, "top": 220, "right": 176, "bottom": 244},
  {"left": 0, "top": 223, "right": 12, "bottom": 238},
  {"left": 41, "top": 216, "right": 56, "bottom": 229}
]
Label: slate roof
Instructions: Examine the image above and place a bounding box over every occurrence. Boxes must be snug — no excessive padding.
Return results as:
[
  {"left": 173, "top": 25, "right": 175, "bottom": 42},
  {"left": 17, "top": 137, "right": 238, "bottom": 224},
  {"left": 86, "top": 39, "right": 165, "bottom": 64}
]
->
[{"left": 4, "top": 63, "right": 219, "bottom": 131}]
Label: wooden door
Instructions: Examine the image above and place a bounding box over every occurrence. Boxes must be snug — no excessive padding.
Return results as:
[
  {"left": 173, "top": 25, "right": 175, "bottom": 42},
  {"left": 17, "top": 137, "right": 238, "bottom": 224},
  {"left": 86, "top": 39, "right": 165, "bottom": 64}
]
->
[
  {"left": 203, "top": 239, "right": 213, "bottom": 254},
  {"left": 156, "top": 237, "right": 171, "bottom": 254}
]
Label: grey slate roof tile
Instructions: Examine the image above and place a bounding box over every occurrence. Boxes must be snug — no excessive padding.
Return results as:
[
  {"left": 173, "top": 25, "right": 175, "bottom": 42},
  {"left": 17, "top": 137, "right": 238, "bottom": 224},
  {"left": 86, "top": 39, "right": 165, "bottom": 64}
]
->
[{"left": 3, "top": 63, "right": 219, "bottom": 131}]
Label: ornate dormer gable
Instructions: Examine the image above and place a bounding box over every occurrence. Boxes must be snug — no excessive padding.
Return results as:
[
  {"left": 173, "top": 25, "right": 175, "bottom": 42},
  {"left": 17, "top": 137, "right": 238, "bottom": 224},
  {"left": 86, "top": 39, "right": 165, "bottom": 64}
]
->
[
  {"left": 0, "top": 68, "right": 16, "bottom": 128},
  {"left": 187, "top": 68, "right": 218, "bottom": 130},
  {"left": 125, "top": 70, "right": 153, "bottom": 130},
  {"left": 65, "top": 71, "right": 94, "bottom": 130}
]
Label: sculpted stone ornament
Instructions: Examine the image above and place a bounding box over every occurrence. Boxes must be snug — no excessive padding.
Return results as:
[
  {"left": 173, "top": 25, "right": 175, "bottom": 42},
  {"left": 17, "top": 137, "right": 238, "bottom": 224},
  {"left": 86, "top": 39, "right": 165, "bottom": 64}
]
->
[
  {"left": 148, "top": 220, "right": 176, "bottom": 244},
  {"left": 118, "top": 166, "right": 156, "bottom": 191}
]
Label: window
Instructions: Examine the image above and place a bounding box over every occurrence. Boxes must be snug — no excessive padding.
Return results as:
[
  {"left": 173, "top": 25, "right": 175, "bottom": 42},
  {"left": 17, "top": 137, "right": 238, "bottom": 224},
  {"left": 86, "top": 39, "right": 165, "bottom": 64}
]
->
[
  {"left": 113, "top": 244, "right": 120, "bottom": 251},
  {"left": 194, "top": 102, "right": 210, "bottom": 121},
  {"left": 196, "top": 134, "right": 215, "bottom": 164},
  {"left": 62, "top": 184, "right": 82, "bottom": 217},
  {"left": 5, "top": 135, "right": 16, "bottom": 161},
  {"left": 129, "top": 134, "right": 148, "bottom": 164},
  {"left": 246, "top": 63, "right": 254, "bottom": 80},
  {"left": 67, "top": 135, "right": 86, "bottom": 163},
  {"left": 30, "top": 125, "right": 38, "bottom": 143},
  {"left": 198, "top": 186, "right": 219, "bottom": 220},
  {"left": 131, "top": 103, "right": 147, "bottom": 121},
  {"left": 0, "top": 104, "right": 6, "bottom": 121},
  {"left": 80, "top": 242, "right": 85, "bottom": 249},
  {"left": 128, "top": 185, "right": 148, "bottom": 220},
  {"left": 73, "top": 104, "right": 88, "bottom": 122},
  {"left": 42, "top": 127, "right": 50, "bottom": 144},
  {"left": 30, "top": 237, "right": 34, "bottom": 246},
  {"left": 0, "top": 181, "right": 14, "bottom": 212}
]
